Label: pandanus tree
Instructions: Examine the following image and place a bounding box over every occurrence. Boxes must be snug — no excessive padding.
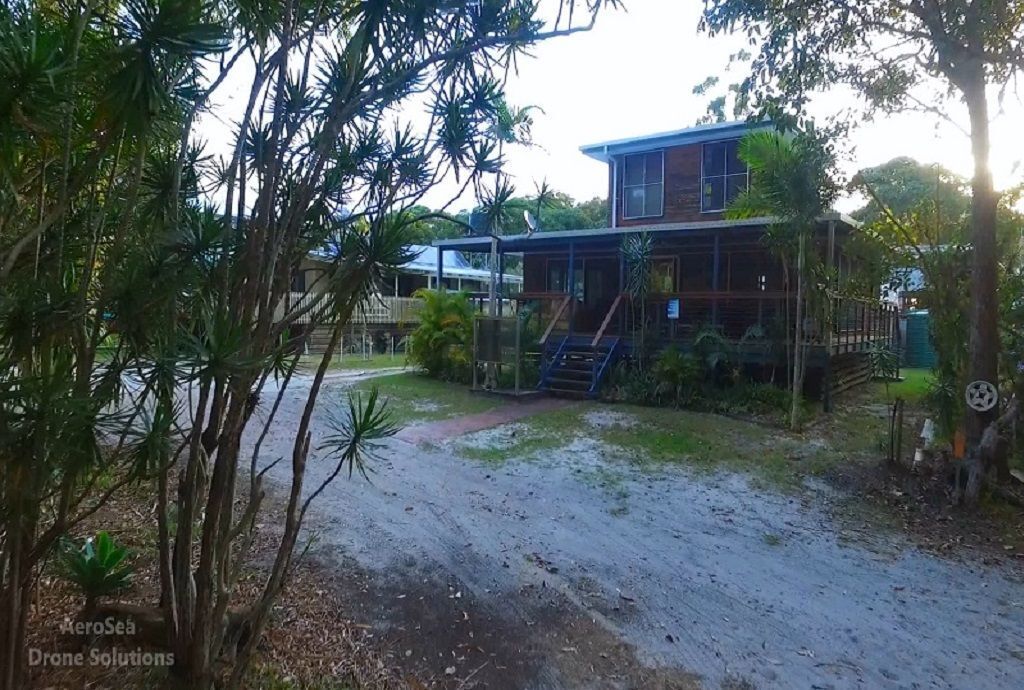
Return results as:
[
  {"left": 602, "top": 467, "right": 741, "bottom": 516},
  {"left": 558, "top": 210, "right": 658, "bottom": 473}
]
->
[
  {"left": 0, "top": 0, "right": 608, "bottom": 687},
  {"left": 727, "top": 129, "right": 839, "bottom": 430}
]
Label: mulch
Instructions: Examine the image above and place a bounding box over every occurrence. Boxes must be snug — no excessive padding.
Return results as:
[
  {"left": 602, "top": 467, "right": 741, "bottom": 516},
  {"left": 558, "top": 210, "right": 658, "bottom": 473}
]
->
[{"left": 23, "top": 481, "right": 408, "bottom": 689}]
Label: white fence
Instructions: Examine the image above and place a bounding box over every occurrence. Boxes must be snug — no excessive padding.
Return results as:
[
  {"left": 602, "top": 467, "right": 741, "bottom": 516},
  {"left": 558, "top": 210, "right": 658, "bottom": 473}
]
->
[
  {"left": 275, "top": 292, "right": 422, "bottom": 325},
  {"left": 275, "top": 291, "right": 515, "bottom": 326}
]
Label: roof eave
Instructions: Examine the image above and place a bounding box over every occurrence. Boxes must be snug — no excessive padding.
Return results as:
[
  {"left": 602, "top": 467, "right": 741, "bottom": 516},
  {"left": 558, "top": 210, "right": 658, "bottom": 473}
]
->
[
  {"left": 579, "top": 120, "right": 773, "bottom": 162},
  {"left": 434, "top": 213, "right": 861, "bottom": 252}
]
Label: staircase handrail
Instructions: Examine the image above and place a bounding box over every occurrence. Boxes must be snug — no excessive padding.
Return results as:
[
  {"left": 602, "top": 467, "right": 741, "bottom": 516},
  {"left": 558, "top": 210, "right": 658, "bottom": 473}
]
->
[
  {"left": 539, "top": 293, "right": 572, "bottom": 346},
  {"left": 591, "top": 292, "right": 625, "bottom": 348}
]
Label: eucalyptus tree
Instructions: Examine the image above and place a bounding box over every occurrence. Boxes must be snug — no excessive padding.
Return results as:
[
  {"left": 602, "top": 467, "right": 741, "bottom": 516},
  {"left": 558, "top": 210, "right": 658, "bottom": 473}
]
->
[
  {"left": 0, "top": 0, "right": 610, "bottom": 687},
  {"left": 727, "top": 129, "right": 839, "bottom": 430},
  {"left": 700, "top": 0, "right": 1024, "bottom": 451}
]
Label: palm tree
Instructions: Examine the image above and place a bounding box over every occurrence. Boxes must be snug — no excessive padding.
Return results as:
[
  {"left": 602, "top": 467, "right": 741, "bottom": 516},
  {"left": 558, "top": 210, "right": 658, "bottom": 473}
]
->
[
  {"left": 533, "top": 178, "right": 558, "bottom": 227},
  {"left": 727, "top": 129, "right": 839, "bottom": 429}
]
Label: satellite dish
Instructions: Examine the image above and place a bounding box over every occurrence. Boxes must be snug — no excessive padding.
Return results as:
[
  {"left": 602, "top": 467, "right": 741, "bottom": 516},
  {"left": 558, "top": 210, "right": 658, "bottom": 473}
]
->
[{"left": 524, "top": 210, "right": 539, "bottom": 236}]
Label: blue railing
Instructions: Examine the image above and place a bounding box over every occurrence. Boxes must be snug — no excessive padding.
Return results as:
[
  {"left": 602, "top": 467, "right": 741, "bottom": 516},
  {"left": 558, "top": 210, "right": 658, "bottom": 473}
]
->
[
  {"left": 588, "top": 337, "right": 621, "bottom": 397},
  {"left": 538, "top": 336, "right": 569, "bottom": 390}
]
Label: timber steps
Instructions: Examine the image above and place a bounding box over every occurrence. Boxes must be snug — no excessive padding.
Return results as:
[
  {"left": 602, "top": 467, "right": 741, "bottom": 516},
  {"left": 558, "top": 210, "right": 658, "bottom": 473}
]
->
[{"left": 539, "top": 336, "right": 621, "bottom": 398}]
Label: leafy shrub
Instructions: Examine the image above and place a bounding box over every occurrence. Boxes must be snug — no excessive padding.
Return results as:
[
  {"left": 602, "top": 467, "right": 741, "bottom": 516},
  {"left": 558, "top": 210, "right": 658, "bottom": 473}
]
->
[
  {"left": 693, "top": 326, "right": 733, "bottom": 374},
  {"left": 867, "top": 341, "right": 899, "bottom": 380},
  {"left": 652, "top": 346, "right": 701, "bottom": 406},
  {"left": 604, "top": 360, "right": 658, "bottom": 404},
  {"left": 61, "top": 532, "right": 134, "bottom": 608},
  {"left": 407, "top": 288, "right": 473, "bottom": 381}
]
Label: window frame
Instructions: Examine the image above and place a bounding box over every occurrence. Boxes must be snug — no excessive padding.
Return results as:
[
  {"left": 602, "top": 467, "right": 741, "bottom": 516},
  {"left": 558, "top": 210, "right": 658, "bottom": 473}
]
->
[
  {"left": 621, "top": 151, "right": 665, "bottom": 220},
  {"left": 700, "top": 139, "right": 750, "bottom": 213},
  {"left": 647, "top": 255, "right": 677, "bottom": 294}
]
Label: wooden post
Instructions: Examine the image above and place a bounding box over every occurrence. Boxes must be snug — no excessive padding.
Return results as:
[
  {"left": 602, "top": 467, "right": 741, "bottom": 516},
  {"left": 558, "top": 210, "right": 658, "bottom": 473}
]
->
[
  {"left": 823, "top": 220, "right": 836, "bottom": 412},
  {"left": 436, "top": 247, "right": 444, "bottom": 288},
  {"left": 498, "top": 249, "right": 505, "bottom": 317},
  {"left": 567, "top": 241, "right": 575, "bottom": 339},
  {"left": 472, "top": 317, "right": 479, "bottom": 391},
  {"left": 711, "top": 230, "right": 721, "bottom": 327},
  {"left": 514, "top": 312, "right": 521, "bottom": 395},
  {"left": 618, "top": 249, "right": 626, "bottom": 336}
]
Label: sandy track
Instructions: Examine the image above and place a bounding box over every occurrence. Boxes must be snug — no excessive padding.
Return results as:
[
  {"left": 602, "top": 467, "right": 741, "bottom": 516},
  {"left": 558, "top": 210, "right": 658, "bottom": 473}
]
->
[{"left": 248, "top": 375, "right": 1024, "bottom": 689}]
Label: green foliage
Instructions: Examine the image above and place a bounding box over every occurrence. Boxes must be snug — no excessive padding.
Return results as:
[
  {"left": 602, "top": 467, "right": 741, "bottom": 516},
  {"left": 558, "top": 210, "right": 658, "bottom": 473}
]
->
[
  {"left": 622, "top": 233, "right": 654, "bottom": 301},
  {"left": 621, "top": 232, "right": 653, "bottom": 364},
  {"left": 606, "top": 350, "right": 793, "bottom": 425},
  {"left": 920, "top": 247, "right": 971, "bottom": 440},
  {"left": 407, "top": 289, "right": 474, "bottom": 382},
  {"left": 729, "top": 129, "right": 840, "bottom": 226},
  {"left": 852, "top": 158, "right": 971, "bottom": 228},
  {"left": 729, "top": 127, "right": 838, "bottom": 429},
  {"left": 401, "top": 192, "right": 609, "bottom": 246},
  {"left": 60, "top": 532, "right": 134, "bottom": 603},
  {"left": 867, "top": 341, "right": 900, "bottom": 381},
  {"left": 652, "top": 346, "right": 701, "bottom": 406},
  {"left": 605, "top": 360, "right": 658, "bottom": 406},
  {"left": 700, "top": 1, "right": 1024, "bottom": 125},
  {"left": 320, "top": 388, "right": 399, "bottom": 481},
  {"left": 693, "top": 326, "right": 734, "bottom": 377},
  {"left": 1, "top": 0, "right": 611, "bottom": 684}
]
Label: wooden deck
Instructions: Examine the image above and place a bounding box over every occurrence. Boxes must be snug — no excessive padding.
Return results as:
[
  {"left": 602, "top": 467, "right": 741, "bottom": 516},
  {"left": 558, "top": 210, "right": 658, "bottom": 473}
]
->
[{"left": 520, "top": 289, "right": 898, "bottom": 367}]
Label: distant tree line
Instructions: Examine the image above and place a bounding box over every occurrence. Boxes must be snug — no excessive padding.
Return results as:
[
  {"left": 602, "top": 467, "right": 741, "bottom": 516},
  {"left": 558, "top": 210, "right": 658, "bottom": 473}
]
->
[{"left": 403, "top": 191, "right": 609, "bottom": 245}]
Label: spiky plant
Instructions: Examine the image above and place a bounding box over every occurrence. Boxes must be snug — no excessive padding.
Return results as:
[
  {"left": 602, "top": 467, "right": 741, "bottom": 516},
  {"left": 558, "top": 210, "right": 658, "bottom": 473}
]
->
[{"left": 61, "top": 532, "right": 135, "bottom": 613}]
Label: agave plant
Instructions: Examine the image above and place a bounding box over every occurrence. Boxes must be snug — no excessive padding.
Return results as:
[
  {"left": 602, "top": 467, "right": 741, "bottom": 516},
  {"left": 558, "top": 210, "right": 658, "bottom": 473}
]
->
[{"left": 61, "top": 532, "right": 134, "bottom": 611}]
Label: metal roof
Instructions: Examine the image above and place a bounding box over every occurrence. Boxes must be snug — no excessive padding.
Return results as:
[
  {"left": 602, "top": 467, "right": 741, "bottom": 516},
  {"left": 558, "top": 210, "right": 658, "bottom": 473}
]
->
[
  {"left": 402, "top": 245, "right": 522, "bottom": 282},
  {"left": 433, "top": 213, "right": 860, "bottom": 253},
  {"left": 308, "top": 243, "right": 522, "bottom": 282},
  {"left": 580, "top": 120, "right": 773, "bottom": 162}
]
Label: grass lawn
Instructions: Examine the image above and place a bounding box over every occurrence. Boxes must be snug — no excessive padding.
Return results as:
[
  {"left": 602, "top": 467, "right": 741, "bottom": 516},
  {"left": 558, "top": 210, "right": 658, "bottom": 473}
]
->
[
  {"left": 454, "top": 399, "right": 825, "bottom": 489},
  {"left": 363, "top": 370, "right": 937, "bottom": 491},
  {"left": 593, "top": 404, "right": 825, "bottom": 489},
  {"left": 822, "top": 368, "right": 934, "bottom": 458},
  {"left": 456, "top": 405, "right": 584, "bottom": 464},
  {"left": 884, "top": 368, "right": 933, "bottom": 403},
  {"left": 350, "top": 372, "right": 497, "bottom": 424}
]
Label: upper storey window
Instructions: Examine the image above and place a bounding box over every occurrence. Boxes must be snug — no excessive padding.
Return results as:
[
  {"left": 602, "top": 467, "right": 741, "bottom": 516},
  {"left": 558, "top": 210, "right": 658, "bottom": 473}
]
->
[
  {"left": 702, "top": 139, "right": 748, "bottom": 212},
  {"left": 622, "top": 151, "right": 664, "bottom": 219}
]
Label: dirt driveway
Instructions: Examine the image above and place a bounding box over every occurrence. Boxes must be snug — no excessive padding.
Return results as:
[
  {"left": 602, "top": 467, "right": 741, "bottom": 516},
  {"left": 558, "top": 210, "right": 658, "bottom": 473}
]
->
[{"left": 249, "top": 373, "right": 1024, "bottom": 689}]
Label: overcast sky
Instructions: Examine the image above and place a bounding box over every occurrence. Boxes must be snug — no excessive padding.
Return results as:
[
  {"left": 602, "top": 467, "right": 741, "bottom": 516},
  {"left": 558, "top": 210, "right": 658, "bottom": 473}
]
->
[
  {"left": 417, "top": 0, "right": 1023, "bottom": 214},
  {"left": 199, "top": 0, "right": 1023, "bottom": 215}
]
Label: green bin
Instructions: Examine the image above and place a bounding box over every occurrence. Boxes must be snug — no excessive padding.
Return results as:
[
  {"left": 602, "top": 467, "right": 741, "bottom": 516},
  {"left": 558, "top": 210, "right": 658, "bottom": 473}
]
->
[{"left": 903, "top": 310, "right": 936, "bottom": 368}]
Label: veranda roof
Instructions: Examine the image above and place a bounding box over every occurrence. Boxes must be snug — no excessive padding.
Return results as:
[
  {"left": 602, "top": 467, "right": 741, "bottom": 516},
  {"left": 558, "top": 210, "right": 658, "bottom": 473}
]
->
[{"left": 432, "top": 213, "right": 860, "bottom": 254}]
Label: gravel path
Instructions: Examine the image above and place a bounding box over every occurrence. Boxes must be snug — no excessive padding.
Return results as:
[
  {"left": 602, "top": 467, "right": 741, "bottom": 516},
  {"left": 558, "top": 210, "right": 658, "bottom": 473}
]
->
[{"left": 248, "top": 374, "right": 1024, "bottom": 689}]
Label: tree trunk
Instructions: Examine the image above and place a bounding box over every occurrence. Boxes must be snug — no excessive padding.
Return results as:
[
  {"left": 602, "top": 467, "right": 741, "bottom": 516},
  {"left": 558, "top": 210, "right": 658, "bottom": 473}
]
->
[
  {"left": 790, "top": 234, "right": 806, "bottom": 430},
  {"left": 963, "top": 71, "right": 1003, "bottom": 479}
]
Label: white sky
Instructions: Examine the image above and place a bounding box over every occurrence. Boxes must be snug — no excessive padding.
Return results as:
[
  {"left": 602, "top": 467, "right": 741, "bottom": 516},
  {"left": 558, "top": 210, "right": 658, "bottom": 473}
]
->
[
  {"left": 198, "top": 0, "right": 1024, "bottom": 215},
  {"left": 422, "top": 0, "right": 1024, "bottom": 214}
]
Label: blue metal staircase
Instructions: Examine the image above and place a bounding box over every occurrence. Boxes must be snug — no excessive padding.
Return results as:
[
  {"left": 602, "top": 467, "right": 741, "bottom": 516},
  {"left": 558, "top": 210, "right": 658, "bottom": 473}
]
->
[{"left": 538, "top": 336, "right": 621, "bottom": 398}]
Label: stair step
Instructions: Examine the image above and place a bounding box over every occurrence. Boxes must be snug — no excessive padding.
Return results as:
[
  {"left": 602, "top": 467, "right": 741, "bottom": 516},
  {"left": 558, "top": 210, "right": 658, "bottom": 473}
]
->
[
  {"left": 549, "top": 369, "right": 591, "bottom": 380},
  {"left": 557, "top": 358, "right": 596, "bottom": 367},
  {"left": 546, "top": 387, "right": 589, "bottom": 399},
  {"left": 547, "top": 376, "right": 590, "bottom": 388}
]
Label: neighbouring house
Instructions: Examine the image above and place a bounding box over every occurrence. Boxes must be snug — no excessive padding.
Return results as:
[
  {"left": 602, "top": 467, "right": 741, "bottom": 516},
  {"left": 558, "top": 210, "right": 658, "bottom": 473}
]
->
[
  {"left": 433, "top": 120, "right": 897, "bottom": 403},
  {"left": 278, "top": 244, "right": 521, "bottom": 352}
]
